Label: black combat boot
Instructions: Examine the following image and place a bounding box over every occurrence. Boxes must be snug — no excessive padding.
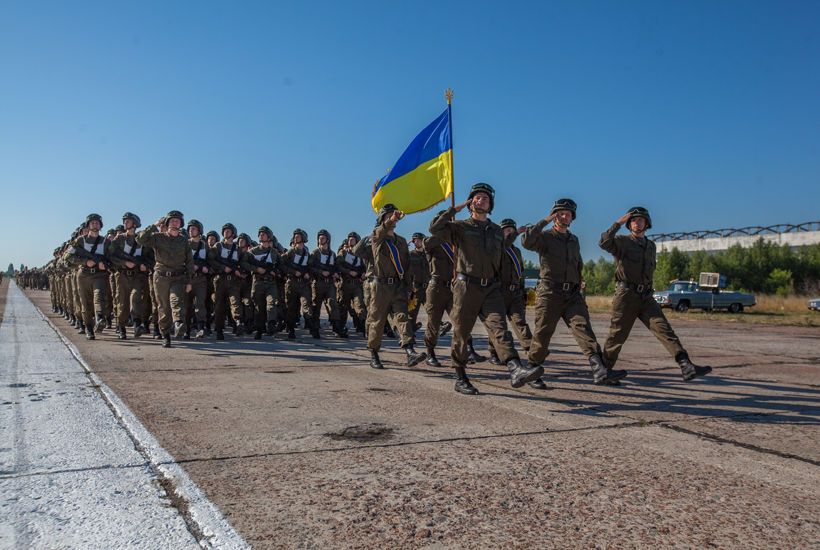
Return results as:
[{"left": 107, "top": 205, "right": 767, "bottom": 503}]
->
[
  {"left": 194, "top": 322, "right": 205, "bottom": 339},
  {"left": 425, "top": 347, "right": 441, "bottom": 367},
  {"left": 95, "top": 315, "right": 106, "bottom": 333},
  {"left": 404, "top": 345, "right": 427, "bottom": 367},
  {"left": 266, "top": 320, "right": 276, "bottom": 336},
  {"left": 454, "top": 366, "right": 479, "bottom": 395},
  {"left": 507, "top": 359, "right": 544, "bottom": 388},
  {"left": 254, "top": 330, "right": 262, "bottom": 340},
  {"left": 152, "top": 325, "right": 161, "bottom": 339},
  {"left": 175, "top": 321, "right": 186, "bottom": 340},
  {"left": 370, "top": 349, "right": 384, "bottom": 369},
  {"left": 106, "top": 316, "right": 113, "bottom": 329},
  {"left": 589, "top": 354, "right": 628, "bottom": 385},
  {"left": 677, "top": 352, "right": 712, "bottom": 381},
  {"left": 162, "top": 333, "right": 171, "bottom": 348},
  {"left": 233, "top": 323, "right": 244, "bottom": 336},
  {"left": 438, "top": 321, "right": 452, "bottom": 337},
  {"left": 133, "top": 319, "right": 146, "bottom": 338},
  {"left": 85, "top": 327, "right": 95, "bottom": 340},
  {"left": 77, "top": 321, "right": 86, "bottom": 334},
  {"left": 467, "top": 338, "right": 486, "bottom": 364},
  {"left": 528, "top": 377, "right": 548, "bottom": 390},
  {"left": 216, "top": 329, "right": 225, "bottom": 341},
  {"left": 69, "top": 314, "right": 76, "bottom": 326},
  {"left": 117, "top": 326, "right": 127, "bottom": 340},
  {"left": 287, "top": 325, "right": 296, "bottom": 340},
  {"left": 204, "top": 322, "right": 213, "bottom": 336},
  {"left": 332, "top": 320, "right": 349, "bottom": 338},
  {"left": 488, "top": 349, "right": 502, "bottom": 365}
]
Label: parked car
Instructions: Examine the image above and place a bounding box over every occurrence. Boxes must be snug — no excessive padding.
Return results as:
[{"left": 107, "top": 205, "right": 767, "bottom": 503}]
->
[
  {"left": 653, "top": 280, "right": 756, "bottom": 313},
  {"left": 809, "top": 298, "right": 820, "bottom": 311}
]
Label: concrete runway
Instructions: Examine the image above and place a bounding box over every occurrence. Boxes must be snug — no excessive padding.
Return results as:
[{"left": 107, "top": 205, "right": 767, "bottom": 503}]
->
[{"left": 6, "top": 282, "right": 820, "bottom": 548}]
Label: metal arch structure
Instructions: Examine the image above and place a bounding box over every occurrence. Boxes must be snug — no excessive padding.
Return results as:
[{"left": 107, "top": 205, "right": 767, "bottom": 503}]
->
[{"left": 649, "top": 221, "right": 820, "bottom": 254}]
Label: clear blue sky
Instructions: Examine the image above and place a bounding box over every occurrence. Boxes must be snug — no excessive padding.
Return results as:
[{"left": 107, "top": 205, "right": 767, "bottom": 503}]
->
[{"left": 2, "top": 0, "right": 819, "bottom": 269}]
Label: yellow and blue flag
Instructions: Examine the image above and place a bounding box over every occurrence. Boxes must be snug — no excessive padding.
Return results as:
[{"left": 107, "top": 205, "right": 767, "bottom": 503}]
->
[{"left": 371, "top": 108, "right": 453, "bottom": 214}]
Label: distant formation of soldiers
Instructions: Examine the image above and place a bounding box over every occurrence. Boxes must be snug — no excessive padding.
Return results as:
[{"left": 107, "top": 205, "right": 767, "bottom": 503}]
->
[
  {"left": 30, "top": 184, "right": 711, "bottom": 394},
  {"left": 14, "top": 268, "right": 48, "bottom": 290}
]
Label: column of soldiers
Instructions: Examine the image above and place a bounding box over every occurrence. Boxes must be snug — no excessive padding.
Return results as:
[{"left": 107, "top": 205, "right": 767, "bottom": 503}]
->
[{"left": 35, "top": 190, "right": 711, "bottom": 392}]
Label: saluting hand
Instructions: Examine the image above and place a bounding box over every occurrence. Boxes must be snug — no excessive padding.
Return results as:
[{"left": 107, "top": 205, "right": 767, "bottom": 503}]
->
[
  {"left": 454, "top": 198, "right": 471, "bottom": 213},
  {"left": 616, "top": 212, "right": 631, "bottom": 225},
  {"left": 545, "top": 212, "right": 557, "bottom": 224},
  {"left": 390, "top": 210, "right": 405, "bottom": 222}
]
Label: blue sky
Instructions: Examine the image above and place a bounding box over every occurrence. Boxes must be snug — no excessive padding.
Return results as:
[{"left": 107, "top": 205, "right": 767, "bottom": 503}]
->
[{"left": 2, "top": 0, "right": 819, "bottom": 268}]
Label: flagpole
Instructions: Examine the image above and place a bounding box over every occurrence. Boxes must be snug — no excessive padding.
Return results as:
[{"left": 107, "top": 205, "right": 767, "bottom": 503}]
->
[{"left": 445, "top": 88, "right": 457, "bottom": 281}]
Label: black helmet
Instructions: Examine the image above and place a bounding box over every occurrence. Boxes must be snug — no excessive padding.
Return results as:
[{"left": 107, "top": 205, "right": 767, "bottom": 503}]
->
[
  {"left": 258, "top": 225, "right": 273, "bottom": 239},
  {"left": 106, "top": 228, "right": 117, "bottom": 236},
  {"left": 347, "top": 231, "right": 361, "bottom": 242},
  {"left": 187, "top": 219, "right": 204, "bottom": 235},
  {"left": 411, "top": 232, "right": 425, "bottom": 241},
  {"left": 550, "top": 198, "right": 577, "bottom": 220},
  {"left": 500, "top": 218, "right": 517, "bottom": 230},
  {"left": 221, "top": 222, "right": 237, "bottom": 238},
  {"left": 317, "top": 229, "right": 331, "bottom": 245},
  {"left": 626, "top": 206, "right": 652, "bottom": 230},
  {"left": 238, "top": 232, "right": 252, "bottom": 245},
  {"left": 468, "top": 182, "right": 495, "bottom": 213},
  {"left": 122, "top": 212, "right": 141, "bottom": 228},
  {"left": 115, "top": 224, "right": 126, "bottom": 233},
  {"left": 291, "top": 228, "right": 308, "bottom": 245},
  {"left": 85, "top": 213, "right": 103, "bottom": 229},
  {"left": 165, "top": 210, "right": 185, "bottom": 226},
  {"left": 206, "top": 230, "right": 219, "bottom": 240},
  {"left": 376, "top": 203, "right": 399, "bottom": 225}
]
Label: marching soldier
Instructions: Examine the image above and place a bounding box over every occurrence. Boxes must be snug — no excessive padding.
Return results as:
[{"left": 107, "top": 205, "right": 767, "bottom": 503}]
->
[
  {"left": 67, "top": 214, "right": 111, "bottom": 340},
  {"left": 136, "top": 211, "right": 193, "bottom": 348},
  {"left": 282, "top": 228, "right": 314, "bottom": 339},
  {"left": 185, "top": 219, "right": 210, "bottom": 339},
  {"left": 108, "top": 212, "right": 150, "bottom": 338},
  {"left": 429, "top": 183, "right": 543, "bottom": 394},
  {"left": 246, "top": 226, "right": 281, "bottom": 340},
  {"left": 600, "top": 207, "right": 712, "bottom": 381},
  {"left": 522, "top": 199, "right": 627, "bottom": 387},
  {"left": 407, "top": 233, "right": 430, "bottom": 334},
  {"left": 309, "top": 229, "right": 347, "bottom": 338},
  {"left": 237, "top": 233, "right": 256, "bottom": 334},
  {"left": 366, "top": 204, "right": 426, "bottom": 369},
  {"left": 336, "top": 232, "right": 367, "bottom": 334},
  {"left": 209, "top": 223, "right": 245, "bottom": 340},
  {"left": 421, "top": 225, "right": 456, "bottom": 367}
]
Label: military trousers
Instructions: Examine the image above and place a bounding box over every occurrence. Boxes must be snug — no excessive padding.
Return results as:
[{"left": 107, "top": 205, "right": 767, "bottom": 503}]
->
[
  {"left": 363, "top": 280, "right": 395, "bottom": 336},
  {"left": 285, "top": 277, "right": 313, "bottom": 330},
  {"left": 252, "top": 276, "right": 279, "bottom": 331},
  {"left": 337, "top": 277, "right": 366, "bottom": 327},
  {"left": 366, "top": 280, "right": 414, "bottom": 351},
  {"left": 312, "top": 278, "right": 340, "bottom": 325},
  {"left": 213, "top": 274, "right": 243, "bottom": 331},
  {"left": 240, "top": 277, "right": 254, "bottom": 327},
  {"left": 73, "top": 274, "right": 83, "bottom": 320},
  {"left": 185, "top": 272, "right": 209, "bottom": 325},
  {"left": 603, "top": 288, "right": 685, "bottom": 367},
  {"left": 423, "top": 278, "right": 453, "bottom": 349},
  {"left": 115, "top": 271, "right": 149, "bottom": 326},
  {"left": 77, "top": 270, "right": 110, "bottom": 328},
  {"left": 153, "top": 272, "right": 187, "bottom": 335},
  {"left": 450, "top": 279, "right": 518, "bottom": 367},
  {"left": 409, "top": 282, "right": 427, "bottom": 329},
  {"left": 527, "top": 286, "right": 601, "bottom": 366}
]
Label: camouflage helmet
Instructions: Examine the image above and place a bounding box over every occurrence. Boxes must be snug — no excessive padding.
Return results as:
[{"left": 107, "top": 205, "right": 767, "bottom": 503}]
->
[
  {"left": 122, "top": 212, "right": 141, "bottom": 228},
  {"left": 237, "top": 232, "right": 252, "bottom": 246},
  {"left": 115, "top": 224, "right": 126, "bottom": 233},
  {"left": 206, "top": 230, "right": 219, "bottom": 241},
  {"left": 317, "top": 229, "right": 331, "bottom": 245},
  {"left": 468, "top": 182, "right": 495, "bottom": 213},
  {"left": 221, "top": 222, "right": 237, "bottom": 238},
  {"left": 376, "top": 203, "right": 399, "bottom": 225},
  {"left": 626, "top": 206, "right": 652, "bottom": 230},
  {"left": 291, "top": 228, "right": 308, "bottom": 245},
  {"left": 347, "top": 231, "right": 361, "bottom": 243},
  {"left": 411, "top": 232, "right": 425, "bottom": 241},
  {"left": 187, "top": 219, "right": 204, "bottom": 235},
  {"left": 258, "top": 225, "right": 273, "bottom": 239},
  {"left": 106, "top": 228, "right": 117, "bottom": 237},
  {"left": 500, "top": 218, "right": 517, "bottom": 230},
  {"left": 85, "top": 213, "right": 103, "bottom": 229},
  {"left": 164, "top": 210, "right": 185, "bottom": 227},
  {"left": 550, "top": 198, "right": 577, "bottom": 220}
]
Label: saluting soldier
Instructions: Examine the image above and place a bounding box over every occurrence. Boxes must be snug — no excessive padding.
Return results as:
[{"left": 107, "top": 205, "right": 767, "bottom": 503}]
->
[
  {"left": 366, "top": 204, "right": 426, "bottom": 369},
  {"left": 336, "top": 231, "right": 367, "bottom": 334},
  {"left": 209, "top": 223, "right": 245, "bottom": 340},
  {"left": 108, "top": 212, "right": 150, "bottom": 338},
  {"left": 136, "top": 211, "right": 193, "bottom": 348},
  {"left": 67, "top": 214, "right": 111, "bottom": 340},
  {"left": 282, "top": 228, "right": 315, "bottom": 339},
  {"left": 309, "top": 229, "right": 347, "bottom": 338},
  {"left": 429, "top": 183, "right": 543, "bottom": 395},
  {"left": 407, "top": 232, "right": 430, "bottom": 334},
  {"left": 246, "top": 226, "right": 281, "bottom": 340},
  {"left": 522, "top": 199, "right": 627, "bottom": 387},
  {"left": 600, "top": 207, "right": 712, "bottom": 381}
]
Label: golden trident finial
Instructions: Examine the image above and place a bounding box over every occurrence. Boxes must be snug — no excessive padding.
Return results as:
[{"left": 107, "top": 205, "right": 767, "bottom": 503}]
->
[{"left": 445, "top": 88, "right": 454, "bottom": 104}]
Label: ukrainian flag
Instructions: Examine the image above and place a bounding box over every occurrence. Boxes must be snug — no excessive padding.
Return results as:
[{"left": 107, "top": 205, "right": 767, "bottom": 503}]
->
[{"left": 371, "top": 108, "right": 453, "bottom": 214}]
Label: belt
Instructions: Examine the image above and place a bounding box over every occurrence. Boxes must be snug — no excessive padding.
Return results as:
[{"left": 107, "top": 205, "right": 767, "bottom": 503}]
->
[
  {"left": 157, "top": 270, "right": 185, "bottom": 277},
  {"left": 256, "top": 274, "right": 277, "bottom": 281},
  {"left": 122, "top": 269, "right": 137, "bottom": 277},
  {"left": 80, "top": 267, "right": 105, "bottom": 274},
  {"left": 369, "top": 276, "right": 402, "bottom": 285},
  {"left": 503, "top": 283, "right": 521, "bottom": 292},
  {"left": 540, "top": 280, "right": 580, "bottom": 293},
  {"left": 457, "top": 273, "right": 496, "bottom": 287},
  {"left": 617, "top": 281, "right": 653, "bottom": 294}
]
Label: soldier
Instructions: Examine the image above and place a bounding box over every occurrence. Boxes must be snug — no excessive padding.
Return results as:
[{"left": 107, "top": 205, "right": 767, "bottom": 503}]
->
[
  {"left": 209, "top": 223, "right": 245, "bottom": 340},
  {"left": 67, "top": 214, "right": 111, "bottom": 340},
  {"left": 185, "top": 219, "right": 210, "bottom": 339},
  {"left": 600, "top": 207, "right": 712, "bottom": 381},
  {"left": 487, "top": 218, "right": 534, "bottom": 369},
  {"left": 309, "top": 229, "right": 347, "bottom": 338},
  {"left": 407, "top": 232, "right": 430, "bottom": 334},
  {"left": 136, "top": 211, "right": 193, "bottom": 348},
  {"left": 421, "top": 224, "right": 456, "bottom": 367},
  {"left": 204, "top": 230, "right": 219, "bottom": 334},
  {"left": 282, "top": 228, "right": 314, "bottom": 339},
  {"left": 522, "top": 199, "right": 627, "bottom": 387},
  {"left": 108, "top": 212, "right": 150, "bottom": 338},
  {"left": 336, "top": 232, "right": 367, "bottom": 334},
  {"left": 246, "top": 226, "right": 281, "bottom": 340},
  {"left": 366, "top": 204, "right": 426, "bottom": 369},
  {"left": 237, "top": 233, "right": 256, "bottom": 334}
]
